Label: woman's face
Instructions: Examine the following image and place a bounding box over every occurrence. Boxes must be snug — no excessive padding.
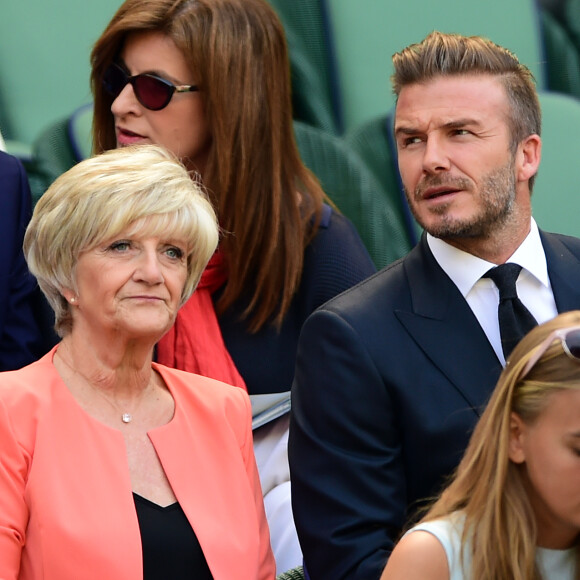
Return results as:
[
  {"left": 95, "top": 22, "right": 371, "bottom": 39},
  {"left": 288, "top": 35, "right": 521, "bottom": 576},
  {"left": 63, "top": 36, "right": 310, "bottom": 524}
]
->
[
  {"left": 111, "top": 31, "right": 211, "bottom": 175},
  {"left": 509, "top": 387, "right": 580, "bottom": 549},
  {"left": 66, "top": 227, "right": 189, "bottom": 342}
]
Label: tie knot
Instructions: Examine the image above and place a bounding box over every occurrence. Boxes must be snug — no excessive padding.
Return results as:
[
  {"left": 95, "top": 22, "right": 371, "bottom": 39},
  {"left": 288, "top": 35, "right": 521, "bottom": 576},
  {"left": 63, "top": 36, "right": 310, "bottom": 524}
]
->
[{"left": 483, "top": 263, "right": 522, "bottom": 301}]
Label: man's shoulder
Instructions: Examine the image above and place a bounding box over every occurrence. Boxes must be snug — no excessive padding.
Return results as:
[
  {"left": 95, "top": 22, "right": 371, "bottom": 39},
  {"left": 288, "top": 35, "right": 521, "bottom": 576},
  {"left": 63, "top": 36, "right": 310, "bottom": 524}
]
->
[
  {"left": 330, "top": 256, "right": 403, "bottom": 295},
  {"left": 0, "top": 149, "right": 21, "bottom": 173},
  {"left": 542, "top": 230, "right": 580, "bottom": 256},
  {"left": 316, "top": 248, "right": 421, "bottom": 319},
  {"left": 0, "top": 150, "right": 27, "bottom": 192}
]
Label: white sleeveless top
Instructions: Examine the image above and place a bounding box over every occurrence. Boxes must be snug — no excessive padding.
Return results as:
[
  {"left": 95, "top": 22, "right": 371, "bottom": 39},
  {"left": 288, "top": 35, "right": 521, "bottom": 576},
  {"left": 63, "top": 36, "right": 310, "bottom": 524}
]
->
[{"left": 406, "top": 514, "right": 576, "bottom": 579}]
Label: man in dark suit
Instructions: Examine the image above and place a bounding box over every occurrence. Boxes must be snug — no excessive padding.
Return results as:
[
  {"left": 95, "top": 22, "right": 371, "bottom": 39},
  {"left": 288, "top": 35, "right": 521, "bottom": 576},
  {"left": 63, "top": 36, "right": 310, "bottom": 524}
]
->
[
  {"left": 0, "top": 149, "right": 54, "bottom": 369},
  {"left": 288, "top": 31, "right": 580, "bottom": 580}
]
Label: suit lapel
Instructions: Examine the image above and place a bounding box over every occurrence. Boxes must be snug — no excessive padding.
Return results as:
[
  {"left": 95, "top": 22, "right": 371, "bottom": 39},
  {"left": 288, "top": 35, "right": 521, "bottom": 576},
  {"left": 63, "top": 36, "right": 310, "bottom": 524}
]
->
[
  {"left": 395, "top": 238, "right": 502, "bottom": 413},
  {"left": 393, "top": 232, "right": 580, "bottom": 414},
  {"left": 541, "top": 231, "right": 580, "bottom": 312}
]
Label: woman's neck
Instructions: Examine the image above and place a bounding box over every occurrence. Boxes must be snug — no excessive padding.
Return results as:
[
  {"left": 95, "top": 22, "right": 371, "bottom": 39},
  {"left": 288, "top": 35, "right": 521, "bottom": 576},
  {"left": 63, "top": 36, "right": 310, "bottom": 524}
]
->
[{"left": 57, "top": 333, "right": 155, "bottom": 397}]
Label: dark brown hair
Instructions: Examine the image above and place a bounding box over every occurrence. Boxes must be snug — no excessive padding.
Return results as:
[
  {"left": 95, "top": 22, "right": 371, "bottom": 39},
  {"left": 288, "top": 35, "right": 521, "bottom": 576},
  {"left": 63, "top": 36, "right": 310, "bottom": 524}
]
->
[{"left": 91, "top": 0, "right": 326, "bottom": 331}]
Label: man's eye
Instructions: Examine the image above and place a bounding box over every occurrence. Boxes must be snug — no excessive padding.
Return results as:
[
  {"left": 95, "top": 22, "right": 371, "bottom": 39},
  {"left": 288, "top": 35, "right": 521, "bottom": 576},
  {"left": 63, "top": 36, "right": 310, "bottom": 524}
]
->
[{"left": 402, "top": 136, "right": 422, "bottom": 147}]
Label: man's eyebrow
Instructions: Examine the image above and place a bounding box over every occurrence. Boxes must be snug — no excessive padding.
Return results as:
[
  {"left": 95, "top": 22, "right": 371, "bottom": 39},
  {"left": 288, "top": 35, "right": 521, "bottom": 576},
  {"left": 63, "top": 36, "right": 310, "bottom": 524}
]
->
[
  {"left": 394, "top": 125, "right": 420, "bottom": 137},
  {"left": 442, "top": 118, "right": 483, "bottom": 129},
  {"left": 395, "top": 126, "right": 417, "bottom": 134},
  {"left": 394, "top": 118, "right": 483, "bottom": 136}
]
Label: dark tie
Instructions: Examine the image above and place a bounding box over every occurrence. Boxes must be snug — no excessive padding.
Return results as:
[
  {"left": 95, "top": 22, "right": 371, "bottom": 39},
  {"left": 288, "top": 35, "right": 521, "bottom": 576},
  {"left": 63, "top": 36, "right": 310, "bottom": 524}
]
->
[{"left": 483, "top": 263, "right": 538, "bottom": 359}]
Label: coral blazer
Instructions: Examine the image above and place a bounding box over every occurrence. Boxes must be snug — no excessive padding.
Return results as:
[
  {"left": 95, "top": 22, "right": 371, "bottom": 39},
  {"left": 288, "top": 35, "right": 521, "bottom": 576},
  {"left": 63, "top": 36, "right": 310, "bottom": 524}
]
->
[{"left": 0, "top": 347, "right": 275, "bottom": 579}]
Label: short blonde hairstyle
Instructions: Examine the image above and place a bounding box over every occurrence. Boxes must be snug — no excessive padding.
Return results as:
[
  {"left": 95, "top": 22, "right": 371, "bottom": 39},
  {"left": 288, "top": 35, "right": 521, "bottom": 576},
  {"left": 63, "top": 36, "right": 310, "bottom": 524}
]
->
[{"left": 24, "top": 144, "right": 219, "bottom": 337}]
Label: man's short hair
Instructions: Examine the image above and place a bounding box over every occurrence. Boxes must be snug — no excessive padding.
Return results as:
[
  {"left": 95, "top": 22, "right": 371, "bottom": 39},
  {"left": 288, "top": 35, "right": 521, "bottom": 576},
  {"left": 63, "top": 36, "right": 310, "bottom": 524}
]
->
[{"left": 391, "top": 31, "right": 541, "bottom": 154}]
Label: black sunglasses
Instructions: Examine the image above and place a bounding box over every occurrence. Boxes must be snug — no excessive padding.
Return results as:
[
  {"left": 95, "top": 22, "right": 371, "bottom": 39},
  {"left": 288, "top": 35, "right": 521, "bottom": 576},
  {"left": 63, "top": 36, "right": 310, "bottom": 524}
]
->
[
  {"left": 519, "top": 326, "right": 580, "bottom": 380},
  {"left": 103, "top": 62, "right": 199, "bottom": 111}
]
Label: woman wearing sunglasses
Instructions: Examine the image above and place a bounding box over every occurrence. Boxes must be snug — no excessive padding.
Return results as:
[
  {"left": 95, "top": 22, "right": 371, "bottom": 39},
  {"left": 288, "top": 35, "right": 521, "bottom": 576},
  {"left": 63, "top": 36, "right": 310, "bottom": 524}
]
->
[
  {"left": 381, "top": 310, "right": 580, "bottom": 580},
  {"left": 90, "top": 0, "right": 376, "bottom": 573}
]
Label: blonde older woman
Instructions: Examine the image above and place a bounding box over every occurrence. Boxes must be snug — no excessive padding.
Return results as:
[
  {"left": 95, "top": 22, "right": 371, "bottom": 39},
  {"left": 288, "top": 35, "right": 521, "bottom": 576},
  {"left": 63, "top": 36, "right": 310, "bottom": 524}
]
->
[{"left": 0, "top": 145, "right": 274, "bottom": 580}]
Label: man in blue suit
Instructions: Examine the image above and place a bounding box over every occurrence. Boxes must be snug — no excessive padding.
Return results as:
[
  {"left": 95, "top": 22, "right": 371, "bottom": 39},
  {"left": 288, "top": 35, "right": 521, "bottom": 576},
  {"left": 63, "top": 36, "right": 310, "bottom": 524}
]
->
[
  {"left": 0, "top": 150, "right": 53, "bottom": 369},
  {"left": 289, "top": 31, "right": 580, "bottom": 580}
]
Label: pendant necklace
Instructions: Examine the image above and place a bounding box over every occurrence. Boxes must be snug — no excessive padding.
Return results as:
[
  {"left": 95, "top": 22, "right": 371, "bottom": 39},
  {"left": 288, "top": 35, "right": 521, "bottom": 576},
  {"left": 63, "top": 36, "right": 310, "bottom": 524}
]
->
[{"left": 56, "top": 349, "right": 151, "bottom": 425}]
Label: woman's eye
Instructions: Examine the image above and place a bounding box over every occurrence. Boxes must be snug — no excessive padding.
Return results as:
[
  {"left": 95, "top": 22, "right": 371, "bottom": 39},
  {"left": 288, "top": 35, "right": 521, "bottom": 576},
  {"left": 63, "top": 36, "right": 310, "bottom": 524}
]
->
[
  {"left": 165, "top": 246, "right": 184, "bottom": 260},
  {"left": 109, "top": 240, "right": 131, "bottom": 252}
]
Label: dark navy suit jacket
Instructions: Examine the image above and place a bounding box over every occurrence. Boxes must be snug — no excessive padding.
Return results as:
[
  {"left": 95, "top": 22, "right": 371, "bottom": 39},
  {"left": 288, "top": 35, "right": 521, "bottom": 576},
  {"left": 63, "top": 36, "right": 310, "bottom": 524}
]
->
[
  {"left": 0, "top": 151, "right": 55, "bottom": 370},
  {"left": 289, "top": 231, "right": 580, "bottom": 580}
]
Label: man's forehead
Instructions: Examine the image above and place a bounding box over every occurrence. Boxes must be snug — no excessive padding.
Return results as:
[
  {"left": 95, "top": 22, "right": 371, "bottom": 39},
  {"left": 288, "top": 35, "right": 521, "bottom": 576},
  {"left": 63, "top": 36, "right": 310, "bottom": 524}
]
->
[{"left": 394, "top": 75, "right": 508, "bottom": 127}]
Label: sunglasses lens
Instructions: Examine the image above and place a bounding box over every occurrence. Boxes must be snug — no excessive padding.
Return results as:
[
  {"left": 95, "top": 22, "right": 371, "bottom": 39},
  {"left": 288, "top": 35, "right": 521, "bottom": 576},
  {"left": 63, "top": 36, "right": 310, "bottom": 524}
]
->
[
  {"left": 133, "top": 75, "right": 173, "bottom": 110},
  {"left": 564, "top": 329, "right": 580, "bottom": 359},
  {"left": 103, "top": 64, "right": 128, "bottom": 98}
]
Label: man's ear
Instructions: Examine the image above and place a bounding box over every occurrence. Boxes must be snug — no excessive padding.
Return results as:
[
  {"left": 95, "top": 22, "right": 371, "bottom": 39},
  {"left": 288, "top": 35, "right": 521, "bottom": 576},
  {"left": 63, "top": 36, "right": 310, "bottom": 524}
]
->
[
  {"left": 516, "top": 134, "right": 541, "bottom": 184},
  {"left": 508, "top": 411, "right": 527, "bottom": 464}
]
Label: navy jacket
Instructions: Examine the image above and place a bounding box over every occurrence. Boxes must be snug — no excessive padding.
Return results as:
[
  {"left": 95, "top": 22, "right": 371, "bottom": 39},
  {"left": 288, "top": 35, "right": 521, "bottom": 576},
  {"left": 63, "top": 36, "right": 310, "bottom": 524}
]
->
[
  {"left": 289, "top": 231, "right": 580, "bottom": 580},
  {"left": 219, "top": 205, "right": 376, "bottom": 395},
  {"left": 0, "top": 151, "right": 55, "bottom": 369}
]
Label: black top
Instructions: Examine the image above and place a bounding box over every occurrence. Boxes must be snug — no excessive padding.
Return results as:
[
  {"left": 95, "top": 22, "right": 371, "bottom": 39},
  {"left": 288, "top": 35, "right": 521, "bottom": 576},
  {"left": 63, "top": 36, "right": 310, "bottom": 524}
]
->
[
  {"left": 133, "top": 493, "right": 213, "bottom": 580},
  {"left": 219, "top": 205, "right": 377, "bottom": 395}
]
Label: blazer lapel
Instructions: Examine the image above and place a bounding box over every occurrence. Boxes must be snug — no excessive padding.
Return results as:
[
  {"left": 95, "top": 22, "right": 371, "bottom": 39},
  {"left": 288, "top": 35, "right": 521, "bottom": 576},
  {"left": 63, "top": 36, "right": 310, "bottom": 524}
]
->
[
  {"left": 395, "top": 238, "right": 503, "bottom": 414},
  {"left": 148, "top": 368, "right": 266, "bottom": 580}
]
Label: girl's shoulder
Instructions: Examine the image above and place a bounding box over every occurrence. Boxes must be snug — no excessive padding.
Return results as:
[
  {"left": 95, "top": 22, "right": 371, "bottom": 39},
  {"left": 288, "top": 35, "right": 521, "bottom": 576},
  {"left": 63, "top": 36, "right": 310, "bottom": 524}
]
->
[{"left": 381, "top": 525, "right": 450, "bottom": 580}]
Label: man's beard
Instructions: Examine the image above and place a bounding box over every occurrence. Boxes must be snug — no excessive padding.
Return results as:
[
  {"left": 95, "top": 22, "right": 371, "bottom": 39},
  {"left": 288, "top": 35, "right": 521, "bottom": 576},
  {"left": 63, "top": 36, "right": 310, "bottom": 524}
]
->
[{"left": 406, "top": 159, "right": 517, "bottom": 240}]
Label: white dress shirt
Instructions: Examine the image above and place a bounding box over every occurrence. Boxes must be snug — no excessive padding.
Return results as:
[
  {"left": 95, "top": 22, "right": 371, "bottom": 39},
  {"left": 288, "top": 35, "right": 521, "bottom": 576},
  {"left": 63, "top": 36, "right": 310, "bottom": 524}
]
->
[{"left": 427, "top": 219, "right": 558, "bottom": 365}]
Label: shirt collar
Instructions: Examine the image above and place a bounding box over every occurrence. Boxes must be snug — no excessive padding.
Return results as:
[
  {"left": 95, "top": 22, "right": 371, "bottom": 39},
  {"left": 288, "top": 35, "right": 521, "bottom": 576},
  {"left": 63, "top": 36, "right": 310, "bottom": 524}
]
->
[{"left": 427, "top": 219, "right": 549, "bottom": 298}]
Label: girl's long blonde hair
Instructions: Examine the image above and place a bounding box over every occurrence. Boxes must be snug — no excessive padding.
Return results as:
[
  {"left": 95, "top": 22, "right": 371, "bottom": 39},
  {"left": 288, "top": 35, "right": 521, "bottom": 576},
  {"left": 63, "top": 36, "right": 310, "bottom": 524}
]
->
[{"left": 418, "top": 310, "right": 580, "bottom": 579}]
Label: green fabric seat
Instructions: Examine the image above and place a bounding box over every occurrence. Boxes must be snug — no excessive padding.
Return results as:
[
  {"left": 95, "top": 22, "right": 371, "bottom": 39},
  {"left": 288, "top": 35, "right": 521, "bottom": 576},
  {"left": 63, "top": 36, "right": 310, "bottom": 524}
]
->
[
  {"left": 26, "top": 103, "right": 92, "bottom": 205},
  {"left": 540, "top": 8, "right": 580, "bottom": 99},
  {"left": 344, "top": 111, "right": 421, "bottom": 248},
  {"left": 267, "top": 0, "right": 342, "bottom": 133},
  {"left": 26, "top": 118, "right": 77, "bottom": 206},
  {"left": 293, "top": 120, "right": 412, "bottom": 268},
  {"left": 531, "top": 91, "right": 580, "bottom": 238}
]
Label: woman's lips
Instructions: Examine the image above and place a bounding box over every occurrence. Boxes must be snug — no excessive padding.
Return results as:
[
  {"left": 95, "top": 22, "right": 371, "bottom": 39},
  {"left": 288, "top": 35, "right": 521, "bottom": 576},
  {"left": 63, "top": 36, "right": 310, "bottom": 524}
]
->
[{"left": 116, "top": 127, "right": 148, "bottom": 146}]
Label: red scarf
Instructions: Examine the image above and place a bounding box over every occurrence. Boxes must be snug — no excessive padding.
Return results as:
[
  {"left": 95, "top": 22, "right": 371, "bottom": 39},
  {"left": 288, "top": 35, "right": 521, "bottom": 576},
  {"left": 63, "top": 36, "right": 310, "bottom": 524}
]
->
[{"left": 156, "top": 251, "right": 247, "bottom": 391}]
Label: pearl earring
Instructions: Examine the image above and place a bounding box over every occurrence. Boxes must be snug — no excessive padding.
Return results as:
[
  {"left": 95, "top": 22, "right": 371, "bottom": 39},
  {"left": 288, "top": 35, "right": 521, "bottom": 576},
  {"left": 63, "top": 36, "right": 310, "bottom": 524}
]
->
[{"left": 70, "top": 297, "right": 77, "bottom": 304}]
